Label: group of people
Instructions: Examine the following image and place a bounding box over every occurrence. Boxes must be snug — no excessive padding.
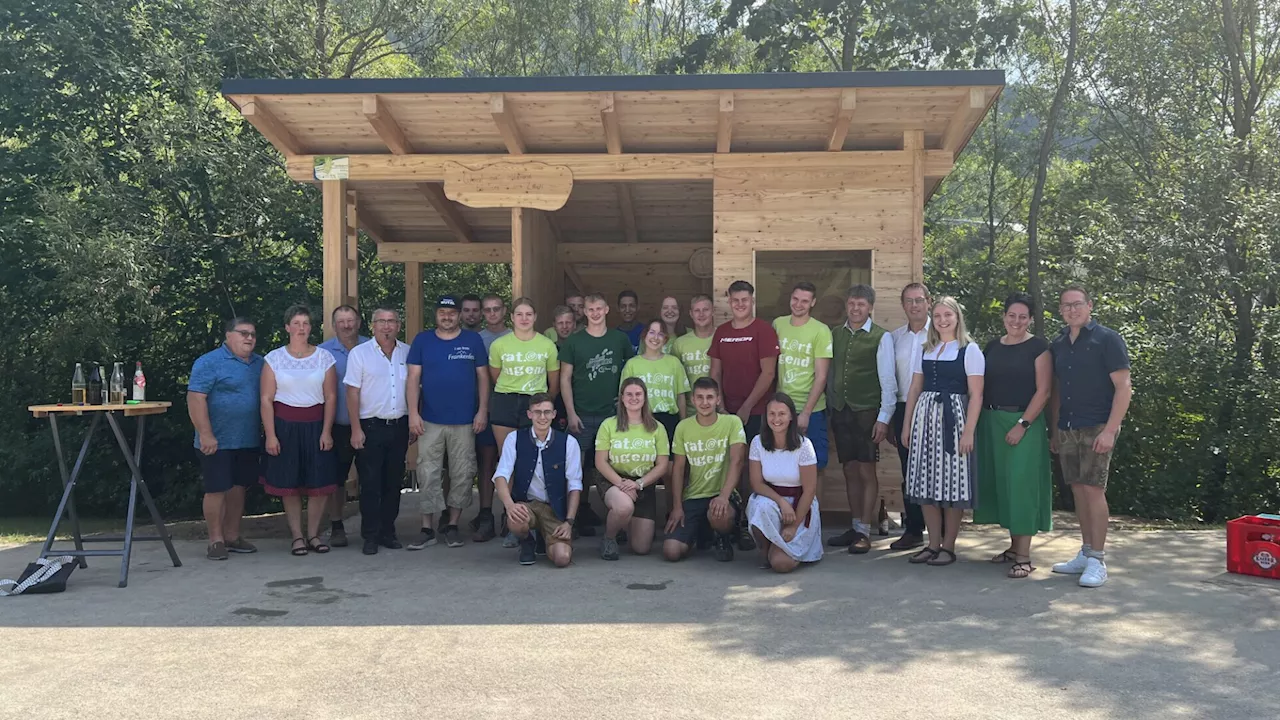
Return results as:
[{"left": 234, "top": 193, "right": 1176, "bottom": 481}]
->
[{"left": 188, "top": 281, "right": 1130, "bottom": 586}]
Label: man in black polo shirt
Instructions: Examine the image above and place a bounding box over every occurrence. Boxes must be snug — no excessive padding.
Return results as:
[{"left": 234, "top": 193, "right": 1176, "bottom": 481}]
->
[{"left": 1048, "top": 286, "right": 1132, "bottom": 588}]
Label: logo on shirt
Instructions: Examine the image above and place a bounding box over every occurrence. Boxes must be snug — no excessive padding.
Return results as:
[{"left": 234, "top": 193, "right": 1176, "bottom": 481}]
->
[
  {"left": 584, "top": 349, "right": 617, "bottom": 382},
  {"left": 719, "top": 336, "right": 755, "bottom": 344}
]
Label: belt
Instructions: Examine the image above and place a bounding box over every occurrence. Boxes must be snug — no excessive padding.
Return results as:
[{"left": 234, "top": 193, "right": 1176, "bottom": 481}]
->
[
  {"left": 362, "top": 416, "right": 407, "bottom": 426},
  {"left": 985, "top": 404, "right": 1027, "bottom": 413}
]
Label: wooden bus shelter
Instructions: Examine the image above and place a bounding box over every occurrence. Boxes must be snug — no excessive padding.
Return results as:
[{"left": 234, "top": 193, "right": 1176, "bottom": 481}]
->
[{"left": 221, "top": 70, "right": 1003, "bottom": 513}]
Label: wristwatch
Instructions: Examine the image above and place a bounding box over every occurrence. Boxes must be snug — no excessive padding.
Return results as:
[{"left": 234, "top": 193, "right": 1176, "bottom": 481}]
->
[
  {"left": 636, "top": 479, "right": 645, "bottom": 491},
  {"left": 565, "top": 516, "right": 576, "bottom": 527},
  {"left": 1017, "top": 418, "right": 1032, "bottom": 429}
]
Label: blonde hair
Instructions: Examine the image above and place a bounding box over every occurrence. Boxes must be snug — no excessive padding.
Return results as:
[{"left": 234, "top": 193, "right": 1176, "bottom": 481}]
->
[{"left": 924, "top": 296, "right": 972, "bottom": 353}]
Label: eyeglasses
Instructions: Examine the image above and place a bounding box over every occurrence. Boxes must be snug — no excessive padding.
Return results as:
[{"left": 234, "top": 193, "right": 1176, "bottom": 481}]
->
[
  {"left": 529, "top": 409, "right": 556, "bottom": 417},
  {"left": 903, "top": 298, "right": 929, "bottom": 306},
  {"left": 232, "top": 330, "right": 256, "bottom": 338},
  {"left": 1060, "top": 301, "right": 1088, "bottom": 311},
  {"left": 372, "top": 318, "right": 400, "bottom": 325}
]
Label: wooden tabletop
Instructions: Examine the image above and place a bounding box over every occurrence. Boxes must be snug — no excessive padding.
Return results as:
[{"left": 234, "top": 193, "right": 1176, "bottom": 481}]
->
[{"left": 29, "top": 401, "right": 172, "bottom": 418}]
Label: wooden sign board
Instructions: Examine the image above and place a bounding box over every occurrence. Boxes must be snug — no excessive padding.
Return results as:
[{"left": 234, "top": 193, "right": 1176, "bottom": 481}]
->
[{"left": 443, "top": 161, "right": 573, "bottom": 210}]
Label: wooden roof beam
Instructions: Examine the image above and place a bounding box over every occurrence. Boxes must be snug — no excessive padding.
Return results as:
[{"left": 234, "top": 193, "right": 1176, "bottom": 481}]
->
[
  {"left": 417, "top": 182, "right": 476, "bottom": 243},
  {"left": 616, "top": 184, "right": 638, "bottom": 243},
  {"left": 599, "top": 93, "right": 622, "bottom": 154},
  {"left": 490, "top": 94, "right": 526, "bottom": 155},
  {"left": 377, "top": 242, "right": 711, "bottom": 265},
  {"left": 940, "top": 88, "right": 989, "bottom": 156},
  {"left": 826, "top": 89, "right": 858, "bottom": 152},
  {"left": 717, "top": 93, "right": 734, "bottom": 153},
  {"left": 362, "top": 95, "right": 414, "bottom": 155},
  {"left": 564, "top": 265, "right": 588, "bottom": 294},
  {"left": 241, "top": 96, "right": 303, "bottom": 156},
  {"left": 378, "top": 243, "right": 512, "bottom": 264}
]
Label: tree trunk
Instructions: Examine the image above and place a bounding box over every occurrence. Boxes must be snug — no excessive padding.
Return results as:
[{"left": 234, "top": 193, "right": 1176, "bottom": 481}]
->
[{"left": 1026, "top": 0, "right": 1079, "bottom": 336}]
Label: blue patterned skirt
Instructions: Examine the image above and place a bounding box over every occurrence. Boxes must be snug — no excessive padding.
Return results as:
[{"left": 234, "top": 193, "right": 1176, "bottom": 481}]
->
[{"left": 905, "top": 391, "right": 977, "bottom": 509}]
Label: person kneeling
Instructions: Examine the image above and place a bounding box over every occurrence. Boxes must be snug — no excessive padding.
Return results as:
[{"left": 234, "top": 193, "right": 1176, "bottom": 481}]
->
[
  {"left": 492, "top": 394, "right": 582, "bottom": 568},
  {"left": 664, "top": 378, "right": 746, "bottom": 562},
  {"left": 746, "top": 393, "right": 823, "bottom": 573}
]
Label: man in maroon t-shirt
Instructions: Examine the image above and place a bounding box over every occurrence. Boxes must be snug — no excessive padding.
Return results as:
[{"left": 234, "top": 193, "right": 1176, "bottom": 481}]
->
[{"left": 709, "top": 280, "right": 779, "bottom": 551}]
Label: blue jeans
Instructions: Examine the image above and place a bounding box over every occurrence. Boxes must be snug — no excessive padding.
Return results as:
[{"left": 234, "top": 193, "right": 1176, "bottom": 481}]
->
[{"left": 806, "top": 410, "right": 830, "bottom": 469}]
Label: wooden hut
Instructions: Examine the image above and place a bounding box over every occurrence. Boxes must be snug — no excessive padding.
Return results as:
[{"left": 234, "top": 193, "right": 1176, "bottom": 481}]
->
[{"left": 221, "top": 71, "right": 1004, "bottom": 514}]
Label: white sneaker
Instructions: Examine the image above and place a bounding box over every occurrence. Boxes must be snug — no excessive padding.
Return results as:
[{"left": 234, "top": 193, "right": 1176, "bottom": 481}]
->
[
  {"left": 1079, "top": 557, "right": 1108, "bottom": 587},
  {"left": 1052, "top": 550, "right": 1090, "bottom": 574}
]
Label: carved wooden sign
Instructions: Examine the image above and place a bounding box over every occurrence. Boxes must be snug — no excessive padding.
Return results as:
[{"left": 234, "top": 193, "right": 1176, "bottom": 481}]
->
[{"left": 442, "top": 161, "right": 573, "bottom": 210}]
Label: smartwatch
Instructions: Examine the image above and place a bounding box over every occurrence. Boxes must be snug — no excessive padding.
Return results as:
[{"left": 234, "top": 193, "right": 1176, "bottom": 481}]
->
[{"left": 1017, "top": 418, "right": 1032, "bottom": 429}]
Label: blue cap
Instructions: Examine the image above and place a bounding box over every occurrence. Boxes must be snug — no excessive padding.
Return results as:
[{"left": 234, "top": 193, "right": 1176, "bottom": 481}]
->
[{"left": 437, "top": 295, "right": 459, "bottom": 309}]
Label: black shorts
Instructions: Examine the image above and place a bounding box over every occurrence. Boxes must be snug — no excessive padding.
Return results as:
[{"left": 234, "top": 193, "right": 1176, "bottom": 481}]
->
[
  {"left": 743, "top": 414, "right": 762, "bottom": 443},
  {"left": 199, "top": 448, "right": 261, "bottom": 494},
  {"left": 489, "top": 392, "right": 533, "bottom": 429},
  {"left": 654, "top": 412, "right": 679, "bottom": 457},
  {"left": 830, "top": 406, "right": 881, "bottom": 463},
  {"left": 667, "top": 494, "right": 740, "bottom": 547},
  {"left": 333, "top": 423, "right": 357, "bottom": 485}
]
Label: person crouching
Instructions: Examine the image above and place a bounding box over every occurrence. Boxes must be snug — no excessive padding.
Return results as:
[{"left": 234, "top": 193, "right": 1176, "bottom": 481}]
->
[{"left": 492, "top": 393, "right": 582, "bottom": 567}]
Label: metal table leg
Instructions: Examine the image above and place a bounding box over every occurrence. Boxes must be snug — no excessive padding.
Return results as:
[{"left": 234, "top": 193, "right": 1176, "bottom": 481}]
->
[
  {"left": 39, "top": 413, "right": 101, "bottom": 569},
  {"left": 105, "top": 412, "right": 181, "bottom": 587}
]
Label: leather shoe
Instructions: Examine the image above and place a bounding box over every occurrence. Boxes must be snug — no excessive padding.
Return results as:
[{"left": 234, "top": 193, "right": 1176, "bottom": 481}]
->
[
  {"left": 890, "top": 532, "right": 925, "bottom": 551},
  {"left": 362, "top": 540, "right": 379, "bottom": 555},
  {"left": 848, "top": 532, "right": 872, "bottom": 554},
  {"left": 379, "top": 537, "right": 403, "bottom": 550}
]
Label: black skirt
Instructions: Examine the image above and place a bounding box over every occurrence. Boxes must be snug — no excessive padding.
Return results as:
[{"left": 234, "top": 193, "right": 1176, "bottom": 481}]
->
[{"left": 264, "top": 404, "right": 337, "bottom": 497}]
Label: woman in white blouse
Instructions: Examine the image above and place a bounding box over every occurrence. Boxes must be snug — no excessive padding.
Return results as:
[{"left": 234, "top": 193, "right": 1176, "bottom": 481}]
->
[
  {"left": 260, "top": 305, "right": 339, "bottom": 556},
  {"left": 746, "top": 393, "right": 823, "bottom": 572},
  {"left": 900, "top": 296, "right": 985, "bottom": 566}
]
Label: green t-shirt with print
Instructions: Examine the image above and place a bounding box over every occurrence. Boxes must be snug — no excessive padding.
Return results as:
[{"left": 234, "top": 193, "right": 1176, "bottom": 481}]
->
[
  {"left": 673, "top": 414, "right": 746, "bottom": 500},
  {"left": 671, "top": 332, "right": 713, "bottom": 383},
  {"left": 559, "top": 328, "right": 634, "bottom": 416},
  {"left": 596, "top": 416, "right": 669, "bottom": 478},
  {"left": 772, "top": 316, "right": 835, "bottom": 412},
  {"left": 620, "top": 354, "right": 690, "bottom": 415},
  {"left": 489, "top": 332, "right": 559, "bottom": 394}
]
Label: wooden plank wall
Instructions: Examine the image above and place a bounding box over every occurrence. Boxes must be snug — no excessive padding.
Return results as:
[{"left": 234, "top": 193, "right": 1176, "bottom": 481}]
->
[
  {"left": 511, "top": 208, "right": 562, "bottom": 320},
  {"left": 712, "top": 154, "right": 919, "bottom": 515}
]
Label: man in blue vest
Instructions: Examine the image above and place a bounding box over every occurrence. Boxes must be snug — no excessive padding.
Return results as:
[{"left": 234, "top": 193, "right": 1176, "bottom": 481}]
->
[{"left": 491, "top": 393, "right": 583, "bottom": 567}]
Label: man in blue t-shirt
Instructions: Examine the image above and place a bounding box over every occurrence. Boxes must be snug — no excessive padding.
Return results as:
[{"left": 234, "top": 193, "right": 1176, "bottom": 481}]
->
[
  {"left": 407, "top": 295, "right": 490, "bottom": 549},
  {"left": 187, "top": 317, "right": 265, "bottom": 561}
]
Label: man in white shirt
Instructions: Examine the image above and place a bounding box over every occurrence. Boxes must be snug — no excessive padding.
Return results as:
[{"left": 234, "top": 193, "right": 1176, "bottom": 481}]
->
[
  {"left": 888, "top": 282, "right": 931, "bottom": 550},
  {"left": 344, "top": 307, "right": 411, "bottom": 555},
  {"left": 492, "top": 394, "right": 582, "bottom": 568},
  {"left": 826, "top": 284, "right": 897, "bottom": 554}
]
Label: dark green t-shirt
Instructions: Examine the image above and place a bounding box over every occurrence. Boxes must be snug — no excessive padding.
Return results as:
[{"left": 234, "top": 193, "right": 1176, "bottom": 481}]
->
[{"left": 559, "top": 329, "right": 635, "bottom": 416}]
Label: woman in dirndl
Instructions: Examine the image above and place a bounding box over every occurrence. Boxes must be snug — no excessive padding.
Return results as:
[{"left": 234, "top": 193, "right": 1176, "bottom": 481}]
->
[
  {"left": 746, "top": 393, "right": 822, "bottom": 572},
  {"left": 260, "top": 304, "right": 339, "bottom": 556},
  {"left": 974, "top": 293, "right": 1053, "bottom": 578},
  {"left": 900, "top": 296, "right": 985, "bottom": 567}
]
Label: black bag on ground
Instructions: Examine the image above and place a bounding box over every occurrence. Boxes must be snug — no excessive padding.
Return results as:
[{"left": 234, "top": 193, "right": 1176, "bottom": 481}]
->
[{"left": 0, "top": 556, "right": 77, "bottom": 596}]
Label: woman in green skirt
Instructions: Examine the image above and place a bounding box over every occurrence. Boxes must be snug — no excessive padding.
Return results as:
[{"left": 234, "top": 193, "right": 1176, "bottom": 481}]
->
[{"left": 976, "top": 292, "right": 1053, "bottom": 578}]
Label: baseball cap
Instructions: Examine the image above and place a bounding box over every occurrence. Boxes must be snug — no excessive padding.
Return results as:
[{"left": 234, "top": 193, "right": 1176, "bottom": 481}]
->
[{"left": 437, "top": 295, "right": 460, "bottom": 309}]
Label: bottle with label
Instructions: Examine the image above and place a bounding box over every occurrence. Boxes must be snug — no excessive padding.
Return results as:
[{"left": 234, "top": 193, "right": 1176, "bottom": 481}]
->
[
  {"left": 132, "top": 361, "right": 146, "bottom": 401},
  {"left": 87, "top": 364, "right": 103, "bottom": 405},
  {"left": 72, "top": 363, "right": 87, "bottom": 405},
  {"left": 110, "top": 363, "right": 126, "bottom": 405}
]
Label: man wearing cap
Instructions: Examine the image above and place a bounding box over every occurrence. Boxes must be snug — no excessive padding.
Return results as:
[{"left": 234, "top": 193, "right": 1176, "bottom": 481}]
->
[{"left": 407, "top": 295, "right": 490, "bottom": 549}]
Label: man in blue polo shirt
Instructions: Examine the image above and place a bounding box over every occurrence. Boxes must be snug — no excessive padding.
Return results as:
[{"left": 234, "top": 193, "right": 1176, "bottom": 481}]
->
[
  {"left": 1049, "top": 285, "right": 1132, "bottom": 588},
  {"left": 407, "top": 295, "right": 490, "bottom": 549},
  {"left": 318, "top": 305, "right": 369, "bottom": 547},
  {"left": 188, "top": 317, "right": 265, "bottom": 561}
]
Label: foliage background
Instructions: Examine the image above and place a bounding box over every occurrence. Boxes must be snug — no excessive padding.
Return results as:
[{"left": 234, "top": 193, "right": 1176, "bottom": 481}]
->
[{"left": 2, "top": 0, "right": 1276, "bottom": 521}]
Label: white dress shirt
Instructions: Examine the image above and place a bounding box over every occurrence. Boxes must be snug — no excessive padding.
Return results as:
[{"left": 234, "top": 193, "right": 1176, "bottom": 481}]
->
[
  {"left": 343, "top": 339, "right": 410, "bottom": 419},
  {"left": 492, "top": 428, "right": 584, "bottom": 502},
  {"left": 836, "top": 317, "right": 898, "bottom": 424},
  {"left": 890, "top": 320, "right": 930, "bottom": 402}
]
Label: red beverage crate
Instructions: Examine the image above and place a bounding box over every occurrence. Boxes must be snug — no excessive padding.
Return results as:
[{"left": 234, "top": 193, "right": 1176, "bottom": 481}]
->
[{"left": 1226, "top": 515, "right": 1280, "bottom": 580}]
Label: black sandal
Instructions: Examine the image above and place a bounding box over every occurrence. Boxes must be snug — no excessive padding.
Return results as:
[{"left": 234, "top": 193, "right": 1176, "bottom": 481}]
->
[
  {"left": 290, "top": 538, "right": 308, "bottom": 556},
  {"left": 307, "top": 536, "right": 330, "bottom": 554},
  {"left": 927, "top": 548, "right": 957, "bottom": 566},
  {"left": 1008, "top": 561, "right": 1036, "bottom": 579},
  {"left": 909, "top": 547, "right": 940, "bottom": 564},
  {"left": 990, "top": 549, "right": 1017, "bottom": 564}
]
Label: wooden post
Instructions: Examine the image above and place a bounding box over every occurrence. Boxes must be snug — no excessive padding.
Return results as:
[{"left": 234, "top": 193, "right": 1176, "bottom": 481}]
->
[
  {"left": 345, "top": 191, "right": 360, "bottom": 309},
  {"left": 905, "top": 130, "right": 925, "bottom": 283},
  {"left": 322, "top": 180, "right": 347, "bottom": 340},
  {"left": 511, "top": 207, "right": 559, "bottom": 314},
  {"left": 404, "top": 261, "right": 423, "bottom": 344}
]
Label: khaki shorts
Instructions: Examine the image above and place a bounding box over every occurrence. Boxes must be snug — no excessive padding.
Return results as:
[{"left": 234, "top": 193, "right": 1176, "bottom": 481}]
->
[
  {"left": 415, "top": 422, "right": 477, "bottom": 515},
  {"left": 515, "top": 500, "right": 572, "bottom": 546},
  {"left": 1059, "top": 426, "right": 1113, "bottom": 489}
]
